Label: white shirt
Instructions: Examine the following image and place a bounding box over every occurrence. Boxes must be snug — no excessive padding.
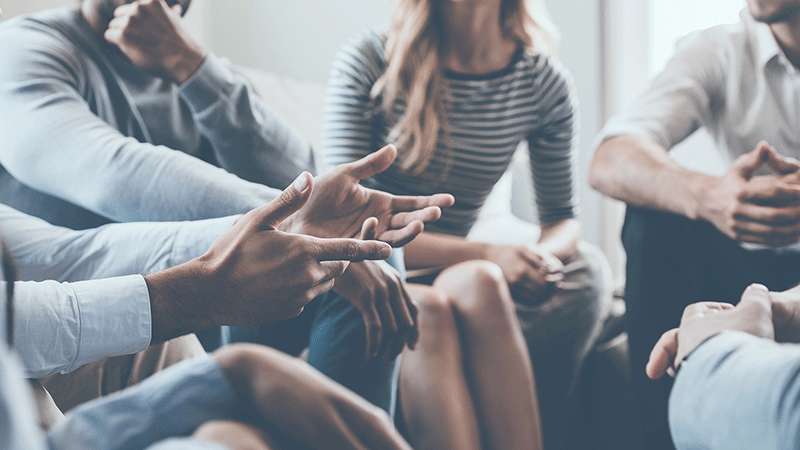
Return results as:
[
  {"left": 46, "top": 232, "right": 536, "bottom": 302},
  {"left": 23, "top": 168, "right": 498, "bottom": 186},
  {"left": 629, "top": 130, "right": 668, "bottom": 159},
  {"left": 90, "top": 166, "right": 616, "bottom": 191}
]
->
[
  {"left": 597, "top": 9, "right": 800, "bottom": 167},
  {"left": 0, "top": 204, "right": 238, "bottom": 378}
]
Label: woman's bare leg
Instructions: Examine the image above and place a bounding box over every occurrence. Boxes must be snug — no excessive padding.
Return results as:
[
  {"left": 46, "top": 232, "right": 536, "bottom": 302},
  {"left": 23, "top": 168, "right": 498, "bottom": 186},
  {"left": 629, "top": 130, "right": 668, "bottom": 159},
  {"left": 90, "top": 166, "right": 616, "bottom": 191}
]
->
[
  {"left": 399, "top": 284, "right": 482, "bottom": 450},
  {"left": 193, "top": 420, "right": 281, "bottom": 450},
  {"left": 434, "top": 260, "right": 543, "bottom": 450}
]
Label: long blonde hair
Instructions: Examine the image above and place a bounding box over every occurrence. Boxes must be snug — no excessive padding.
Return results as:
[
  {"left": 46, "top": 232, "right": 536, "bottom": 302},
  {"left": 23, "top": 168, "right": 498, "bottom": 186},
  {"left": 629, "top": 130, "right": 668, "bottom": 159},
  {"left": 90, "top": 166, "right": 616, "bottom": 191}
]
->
[{"left": 371, "top": 0, "right": 559, "bottom": 175}]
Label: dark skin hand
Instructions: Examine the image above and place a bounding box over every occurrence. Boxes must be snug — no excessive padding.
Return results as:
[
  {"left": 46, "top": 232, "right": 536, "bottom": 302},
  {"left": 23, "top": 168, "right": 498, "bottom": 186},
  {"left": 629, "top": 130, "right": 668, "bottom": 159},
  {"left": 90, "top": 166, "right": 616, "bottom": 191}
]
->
[
  {"left": 333, "top": 218, "right": 419, "bottom": 362},
  {"left": 145, "top": 173, "right": 393, "bottom": 343}
]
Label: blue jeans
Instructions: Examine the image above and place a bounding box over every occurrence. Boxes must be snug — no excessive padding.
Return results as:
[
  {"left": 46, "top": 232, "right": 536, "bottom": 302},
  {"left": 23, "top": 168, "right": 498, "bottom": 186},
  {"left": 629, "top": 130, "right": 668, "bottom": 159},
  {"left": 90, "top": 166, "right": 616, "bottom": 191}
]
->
[{"left": 200, "top": 250, "right": 405, "bottom": 414}]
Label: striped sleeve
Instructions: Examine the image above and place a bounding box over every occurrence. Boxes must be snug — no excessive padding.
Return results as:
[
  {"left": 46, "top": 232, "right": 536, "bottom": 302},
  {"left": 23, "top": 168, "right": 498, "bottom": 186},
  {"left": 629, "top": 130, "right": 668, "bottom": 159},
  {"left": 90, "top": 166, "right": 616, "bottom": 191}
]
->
[
  {"left": 526, "top": 57, "right": 579, "bottom": 224},
  {"left": 321, "top": 31, "right": 387, "bottom": 171}
]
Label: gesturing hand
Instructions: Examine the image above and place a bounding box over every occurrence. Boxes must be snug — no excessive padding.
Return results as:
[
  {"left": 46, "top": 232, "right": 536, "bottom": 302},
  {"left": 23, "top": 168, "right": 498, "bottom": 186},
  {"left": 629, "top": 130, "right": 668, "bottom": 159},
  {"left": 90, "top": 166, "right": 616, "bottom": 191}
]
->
[
  {"left": 332, "top": 219, "right": 419, "bottom": 362},
  {"left": 646, "top": 284, "right": 775, "bottom": 380},
  {"left": 486, "top": 244, "right": 564, "bottom": 302},
  {"left": 281, "top": 145, "right": 455, "bottom": 247},
  {"left": 104, "top": 0, "right": 206, "bottom": 84},
  {"left": 699, "top": 142, "right": 800, "bottom": 245},
  {"left": 214, "top": 344, "right": 414, "bottom": 450},
  {"left": 145, "top": 172, "right": 393, "bottom": 342}
]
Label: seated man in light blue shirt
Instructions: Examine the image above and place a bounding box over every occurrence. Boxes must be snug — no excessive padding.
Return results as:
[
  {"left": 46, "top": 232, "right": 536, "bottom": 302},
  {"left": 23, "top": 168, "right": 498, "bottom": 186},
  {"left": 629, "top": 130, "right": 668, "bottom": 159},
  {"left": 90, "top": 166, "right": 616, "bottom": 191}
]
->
[{"left": 646, "top": 283, "right": 800, "bottom": 449}]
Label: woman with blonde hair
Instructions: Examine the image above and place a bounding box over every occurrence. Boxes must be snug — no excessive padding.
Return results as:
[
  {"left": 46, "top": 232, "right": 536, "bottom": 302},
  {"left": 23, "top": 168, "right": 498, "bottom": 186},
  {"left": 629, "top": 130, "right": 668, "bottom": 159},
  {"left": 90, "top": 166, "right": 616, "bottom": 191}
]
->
[{"left": 322, "top": 0, "right": 610, "bottom": 449}]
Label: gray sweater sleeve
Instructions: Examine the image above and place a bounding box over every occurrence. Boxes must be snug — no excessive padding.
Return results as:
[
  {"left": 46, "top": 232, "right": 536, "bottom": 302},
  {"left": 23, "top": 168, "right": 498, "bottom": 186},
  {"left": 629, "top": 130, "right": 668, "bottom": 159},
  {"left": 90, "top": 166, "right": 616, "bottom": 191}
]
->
[
  {"left": 669, "top": 331, "right": 800, "bottom": 449},
  {"left": 179, "top": 54, "right": 319, "bottom": 185},
  {"left": 0, "top": 19, "right": 286, "bottom": 223}
]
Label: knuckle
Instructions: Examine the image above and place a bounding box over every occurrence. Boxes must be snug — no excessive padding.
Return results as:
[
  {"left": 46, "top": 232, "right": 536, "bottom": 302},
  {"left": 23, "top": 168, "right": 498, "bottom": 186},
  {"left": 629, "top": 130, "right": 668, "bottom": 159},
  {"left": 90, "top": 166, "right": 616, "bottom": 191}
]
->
[{"left": 345, "top": 241, "right": 360, "bottom": 260}]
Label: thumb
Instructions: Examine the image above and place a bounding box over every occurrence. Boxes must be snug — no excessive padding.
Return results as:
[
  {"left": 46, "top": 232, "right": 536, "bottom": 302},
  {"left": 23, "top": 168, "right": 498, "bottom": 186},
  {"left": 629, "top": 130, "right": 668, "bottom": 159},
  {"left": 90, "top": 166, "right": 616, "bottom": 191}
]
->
[
  {"left": 763, "top": 144, "right": 800, "bottom": 175},
  {"left": 344, "top": 144, "right": 397, "bottom": 180},
  {"left": 255, "top": 172, "right": 314, "bottom": 229},
  {"left": 738, "top": 283, "right": 772, "bottom": 315},
  {"left": 731, "top": 142, "right": 770, "bottom": 179},
  {"left": 359, "top": 217, "right": 379, "bottom": 241}
]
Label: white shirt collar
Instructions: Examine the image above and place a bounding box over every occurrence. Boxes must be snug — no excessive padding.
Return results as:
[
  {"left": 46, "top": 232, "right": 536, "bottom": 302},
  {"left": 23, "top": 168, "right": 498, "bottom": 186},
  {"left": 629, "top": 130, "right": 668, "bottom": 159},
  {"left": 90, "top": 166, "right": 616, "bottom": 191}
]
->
[{"left": 741, "top": 8, "right": 786, "bottom": 69}]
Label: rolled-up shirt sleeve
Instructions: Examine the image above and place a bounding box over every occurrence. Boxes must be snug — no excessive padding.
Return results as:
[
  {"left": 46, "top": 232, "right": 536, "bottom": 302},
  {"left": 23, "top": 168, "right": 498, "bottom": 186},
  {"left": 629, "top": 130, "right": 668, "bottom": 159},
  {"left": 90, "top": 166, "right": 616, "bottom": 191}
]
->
[
  {"left": 594, "top": 30, "right": 727, "bottom": 151},
  {"left": 12, "top": 275, "right": 151, "bottom": 378}
]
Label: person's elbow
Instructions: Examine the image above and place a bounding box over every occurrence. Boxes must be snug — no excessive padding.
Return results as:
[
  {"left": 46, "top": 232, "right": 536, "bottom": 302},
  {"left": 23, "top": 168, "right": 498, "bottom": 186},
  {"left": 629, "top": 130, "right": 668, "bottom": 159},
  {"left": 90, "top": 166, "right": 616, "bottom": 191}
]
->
[{"left": 588, "top": 137, "right": 620, "bottom": 196}]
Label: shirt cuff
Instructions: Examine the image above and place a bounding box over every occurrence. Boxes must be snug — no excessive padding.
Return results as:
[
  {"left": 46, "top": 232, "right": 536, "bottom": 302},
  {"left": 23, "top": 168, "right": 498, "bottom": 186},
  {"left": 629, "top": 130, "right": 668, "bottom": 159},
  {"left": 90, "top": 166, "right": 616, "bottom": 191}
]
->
[
  {"left": 169, "top": 215, "right": 241, "bottom": 267},
  {"left": 179, "top": 53, "right": 236, "bottom": 113},
  {"left": 70, "top": 275, "right": 151, "bottom": 371}
]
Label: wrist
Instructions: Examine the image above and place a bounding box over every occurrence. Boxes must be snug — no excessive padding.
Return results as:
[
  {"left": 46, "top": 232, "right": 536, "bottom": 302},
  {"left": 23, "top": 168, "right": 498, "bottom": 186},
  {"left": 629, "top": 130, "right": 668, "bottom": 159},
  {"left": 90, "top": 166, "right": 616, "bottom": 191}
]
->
[
  {"left": 686, "top": 173, "right": 718, "bottom": 221},
  {"left": 169, "top": 49, "right": 207, "bottom": 84},
  {"left": 144, "top": 260, "right": 216, "bottom": 343}
]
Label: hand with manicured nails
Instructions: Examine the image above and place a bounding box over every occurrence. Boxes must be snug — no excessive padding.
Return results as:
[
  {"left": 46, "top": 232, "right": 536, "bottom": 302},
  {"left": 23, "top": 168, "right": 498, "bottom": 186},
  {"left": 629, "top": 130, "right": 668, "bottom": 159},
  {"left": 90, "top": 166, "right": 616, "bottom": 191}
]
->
[
  {"left": 486, "top": 243, "right": 564, "bottom": 302},
  {"left": 145, "top": 172, "right": 393, "bottom": 343},
  {"left": 214, "top": 344, "right": 414, "bottom": 450},
  {"left": 699, "top": 142, "right": 800, "bottom": 246},
  {"left": 104, "top": 0, "right": 206, "bottom": 83},
  {"left": 282, "top": 144, "right": 455, "bottom": 247},
  {"left": 646, "top": 284, "right": 775, "bottom": 380},
  {"left": 333, "top": 218, "right": 419, "bottom": 362}
]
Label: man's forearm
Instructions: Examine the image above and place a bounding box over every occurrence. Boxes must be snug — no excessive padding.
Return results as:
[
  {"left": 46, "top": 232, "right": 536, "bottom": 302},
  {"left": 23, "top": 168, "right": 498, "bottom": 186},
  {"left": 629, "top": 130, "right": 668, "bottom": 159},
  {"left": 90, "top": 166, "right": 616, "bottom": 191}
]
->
[{"left": 589, "top": 135, "right": 713, "bottom": 219}]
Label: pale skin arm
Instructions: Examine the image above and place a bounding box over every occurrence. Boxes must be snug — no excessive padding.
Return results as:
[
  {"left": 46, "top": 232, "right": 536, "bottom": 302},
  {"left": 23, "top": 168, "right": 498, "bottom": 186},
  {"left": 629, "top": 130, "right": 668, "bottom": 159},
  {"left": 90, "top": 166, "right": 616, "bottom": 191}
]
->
[
  {"left": 590, "top": 136, "right": 800, "bottom": 245},
  {"left": 403, "top": 218, "right": 580, "bottom": 300}
]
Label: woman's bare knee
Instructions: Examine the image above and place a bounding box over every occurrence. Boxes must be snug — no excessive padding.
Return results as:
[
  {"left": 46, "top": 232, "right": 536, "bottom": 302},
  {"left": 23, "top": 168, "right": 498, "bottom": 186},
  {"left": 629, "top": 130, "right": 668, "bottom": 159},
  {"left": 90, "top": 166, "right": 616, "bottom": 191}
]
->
[{"left": 434, "top": 260, "right": 513, "bottom": 316}]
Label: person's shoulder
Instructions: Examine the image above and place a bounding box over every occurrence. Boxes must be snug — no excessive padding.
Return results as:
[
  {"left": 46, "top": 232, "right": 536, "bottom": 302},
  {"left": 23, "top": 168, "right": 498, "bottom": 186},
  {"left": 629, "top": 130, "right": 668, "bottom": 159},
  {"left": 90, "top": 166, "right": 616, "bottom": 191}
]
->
[
  {"left": 0, "top": 8, "right": 82, "bottom": 42},
  {"left": 671, "top": 18, "right": 749, "bottom": 68},
  {"left": 333, "top": 28, "right": 388, "bottom": 77},
  {"left": 0, "top": 8, "right": 85, "bottom": 60},
  {"left": 518, "top": 52, "right": 575, "bottom": 96}
]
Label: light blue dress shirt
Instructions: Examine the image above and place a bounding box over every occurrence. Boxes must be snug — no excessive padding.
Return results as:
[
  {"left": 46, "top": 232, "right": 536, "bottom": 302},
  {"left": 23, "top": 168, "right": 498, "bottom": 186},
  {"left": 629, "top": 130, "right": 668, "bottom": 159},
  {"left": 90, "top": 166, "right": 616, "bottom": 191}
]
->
[
  {"left": 0, "top": 337, "right": 233, "bottom": 449},
  {"left": 0, "top": 204, "right": 238, "bottom": 378}
]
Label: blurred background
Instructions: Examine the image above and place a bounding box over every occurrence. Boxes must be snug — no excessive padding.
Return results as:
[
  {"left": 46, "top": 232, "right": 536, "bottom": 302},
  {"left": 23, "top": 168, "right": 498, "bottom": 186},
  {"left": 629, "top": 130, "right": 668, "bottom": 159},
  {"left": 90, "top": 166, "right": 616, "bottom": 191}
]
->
[{"left": 2, "top": 0, "right": 746, "bottom": 280}]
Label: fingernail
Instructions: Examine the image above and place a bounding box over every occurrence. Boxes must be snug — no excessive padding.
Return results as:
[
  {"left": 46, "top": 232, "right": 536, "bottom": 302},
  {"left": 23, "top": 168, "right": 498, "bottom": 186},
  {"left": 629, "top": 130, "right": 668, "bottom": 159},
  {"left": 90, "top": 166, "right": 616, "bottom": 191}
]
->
[
  {"left": 749, "top": 283, "right": 769, "bottom": 292},
  {"left": 293, "top": 172, "right": 309, "bottom": 192},
  {"left": 380, "top": 246, "right": 392, "bottom": 259}
]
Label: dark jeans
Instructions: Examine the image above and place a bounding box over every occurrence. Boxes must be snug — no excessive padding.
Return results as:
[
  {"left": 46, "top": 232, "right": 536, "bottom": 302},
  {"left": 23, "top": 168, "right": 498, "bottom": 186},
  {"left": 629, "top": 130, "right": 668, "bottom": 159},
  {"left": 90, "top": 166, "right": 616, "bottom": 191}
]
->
[
  {"left": 204, "top": 250, "right": 406, "bottom": 415},
  {"left": 622, "top": 206, "right": 800, "bottom": 450}
]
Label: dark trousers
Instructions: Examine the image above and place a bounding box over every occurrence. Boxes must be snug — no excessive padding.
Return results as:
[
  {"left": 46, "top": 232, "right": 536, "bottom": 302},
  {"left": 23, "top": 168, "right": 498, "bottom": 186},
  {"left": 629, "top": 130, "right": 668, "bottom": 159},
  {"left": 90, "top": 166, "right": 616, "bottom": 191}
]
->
[
  {"left": 216, "top": 250, "right": 406, "bottom": 416},
  {"left": 622, "top": 206, "right": 800, "bottom": 450}
]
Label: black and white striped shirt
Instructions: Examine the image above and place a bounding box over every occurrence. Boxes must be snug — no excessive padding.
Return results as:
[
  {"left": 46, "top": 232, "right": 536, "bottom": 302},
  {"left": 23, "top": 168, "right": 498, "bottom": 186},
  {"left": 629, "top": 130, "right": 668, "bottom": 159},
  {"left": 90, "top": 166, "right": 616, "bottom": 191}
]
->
[{"left": 322, "top": 30, "right": 578, "bottom": 237}]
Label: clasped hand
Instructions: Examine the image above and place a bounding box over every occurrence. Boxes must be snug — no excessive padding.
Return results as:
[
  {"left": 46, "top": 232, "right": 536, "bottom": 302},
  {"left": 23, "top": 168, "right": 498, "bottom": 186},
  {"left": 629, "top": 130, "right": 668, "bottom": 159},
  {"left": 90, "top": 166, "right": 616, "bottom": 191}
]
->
[
  {"left": 486, "top": 244, "right": 564, "bottom": 302},
  {"left": 701, "top": 142, "right": 800, "bottom": 246}
]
